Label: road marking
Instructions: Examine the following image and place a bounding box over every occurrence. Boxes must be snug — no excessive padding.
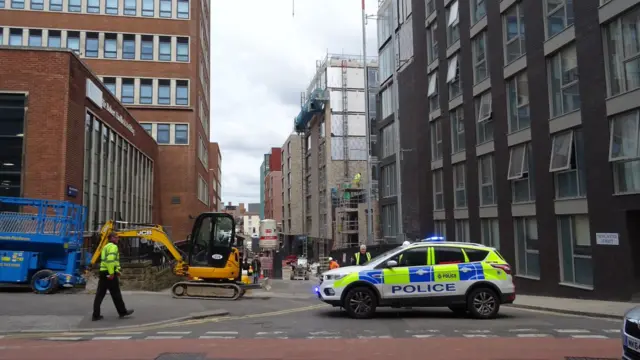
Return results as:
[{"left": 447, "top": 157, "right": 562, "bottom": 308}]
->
[
  {"left": 309, "top": 331, "right": 339, "bottom": 335},
  {"left": 256, "top": 331, "right": 286, "bottom": 335},
  {"left": 508, "top": 329, "right": 539, "bottom": 332},
  {"left": 603, "top": 329, "right": 620, "bottom": 333},
  {"left": 145, "top": 335, "right": 184, "bottom": 340},
  {"left": 205, "top": 331, "right": 238, "bottom": 335},
  {"left": 0, "top": 335, "right": 4, "bottom": 339},
  {"left": 460, "top": 330, "right": 492, "bottom": 333},
  {"left": 570, "top": 335, "right": 609, "bottom": 339},
  {"left": 357, "top": 335, "right": 392, "bottom": 339},
  {"left": 44, "top": 337, "right": 83, "bottom": 341},
  {"left": 405, "top": 329, "right": 440, "bottom": 333},
  {"left": 156, "top": 331, "right": 191, "bottom": 335},
  {"left": 412, "top": 334, "right": 435, "bottom": 338},
  {"left": 554, "top": 329, "right": 591, "bottom": 333},
  {"left": 199, "top": 336, "right": 236, "bottom": 339},
  {"left": 59, "top": 332, "right": 96, "bottom": 336},
  {"left": 92, "top": 336, "right": 132, "bottom": 340},
  {"left": 463, "top": 334, "right": 497, "bottom": 338},
  {"left": 306, "top": 336, "right": 341, "bottom": 339},
  {"left": 106, "top": 332, "right": 144, "bottom": 335},
  {"left": 516, "top": 334, "right": 550, "bottom": 338}
]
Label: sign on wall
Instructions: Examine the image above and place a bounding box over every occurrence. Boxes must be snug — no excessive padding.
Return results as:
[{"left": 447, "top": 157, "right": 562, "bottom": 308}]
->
[
  {"left": 85, "top": 79, "right": 103, "bottom": 107},
  {"left": 85, "top": 77, "right": 136, "bottom": 136},
  {"left": 595, "top": 233, "right": 619, "bottom": 246}
]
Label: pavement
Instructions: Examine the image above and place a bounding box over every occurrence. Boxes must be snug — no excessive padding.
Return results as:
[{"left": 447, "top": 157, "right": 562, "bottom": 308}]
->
[{"left": 509, "top": 294, "right": 639, "bottom": 319}]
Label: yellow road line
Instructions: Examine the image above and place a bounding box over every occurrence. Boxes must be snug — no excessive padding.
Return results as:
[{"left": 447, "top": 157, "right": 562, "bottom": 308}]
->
[{"left": 2, "top": 304, "right": 329, "bottom": 339}]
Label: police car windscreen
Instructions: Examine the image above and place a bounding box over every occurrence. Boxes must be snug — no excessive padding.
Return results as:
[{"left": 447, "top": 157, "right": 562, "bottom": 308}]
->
[{"left": 364, "top": 247, "right": 401, "bottom": 265}]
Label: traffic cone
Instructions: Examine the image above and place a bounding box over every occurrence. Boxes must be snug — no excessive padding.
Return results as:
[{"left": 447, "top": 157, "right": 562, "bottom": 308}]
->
[{"left": 260, "top": 274, "right": 264, "bottom": 279}]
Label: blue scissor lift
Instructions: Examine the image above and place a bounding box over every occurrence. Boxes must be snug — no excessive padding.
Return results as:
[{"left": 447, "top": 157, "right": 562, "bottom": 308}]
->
[{"left": 0, "top": 197, "right": 90, "bottom": 294}]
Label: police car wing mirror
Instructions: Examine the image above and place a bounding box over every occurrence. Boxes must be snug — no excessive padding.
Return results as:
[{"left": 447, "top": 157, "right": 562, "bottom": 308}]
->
[{"left": 386, "top": 260, "right": 398, "bottom": 268}]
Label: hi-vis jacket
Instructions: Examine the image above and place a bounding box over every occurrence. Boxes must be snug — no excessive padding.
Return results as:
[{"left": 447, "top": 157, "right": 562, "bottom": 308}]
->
[{"left": 100, "top": 243, "right": 121, "bottom": 275}]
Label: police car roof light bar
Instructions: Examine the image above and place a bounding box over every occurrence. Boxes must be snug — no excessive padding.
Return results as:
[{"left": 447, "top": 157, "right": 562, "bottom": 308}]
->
[{"left": 421, "top": 236, "right": 445, "bottom": 242}]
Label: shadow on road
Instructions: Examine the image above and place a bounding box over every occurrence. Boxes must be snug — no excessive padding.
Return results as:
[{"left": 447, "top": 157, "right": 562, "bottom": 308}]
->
[{"left": 314, "top": 308, "right": 514, "bottom": 320}]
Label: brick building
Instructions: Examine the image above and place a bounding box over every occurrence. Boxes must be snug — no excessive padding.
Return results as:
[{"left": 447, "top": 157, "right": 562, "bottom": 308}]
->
[
  {"left": 280, "top": 134, "right": 304, "bottom": 255},
  {"left": 259, "top": 148, "right": 281, "bottom": 219},
  {"left": 0, "top": 0, "right": 211, "bottom": 241},
  {"left": 208, "top": 141, "right": 221, "bottom": 211},
  {"left": 264, "top": 170, "right": 282, "bottom": 225},
  {"left": 0, "top": 48, "right": 159, "bottom": 225}
]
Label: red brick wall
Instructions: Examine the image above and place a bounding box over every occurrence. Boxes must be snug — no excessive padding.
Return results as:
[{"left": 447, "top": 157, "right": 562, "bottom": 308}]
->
[
  {"left": 269, "top": 147, "right": 281, "bottom": 172},
  {"left": 264, "top": 171, "right": 282, "bottom": 224}
]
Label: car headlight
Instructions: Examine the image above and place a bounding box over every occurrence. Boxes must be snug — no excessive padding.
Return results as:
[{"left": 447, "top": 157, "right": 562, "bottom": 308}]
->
[{"left": 324, "top": 274, "right": 346, "bottom": 281}]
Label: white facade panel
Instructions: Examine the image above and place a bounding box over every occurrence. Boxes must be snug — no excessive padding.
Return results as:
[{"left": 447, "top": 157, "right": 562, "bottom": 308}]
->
[
  {"left": 326, "top": 67, "right": 365, "bottom": 89},
  {"left": 331, "top": 115, "right": 367, "bottom": 136},
  {"left": 329, "top": 90, "right": 366, "bottom": 112},
  {"left": 331, "top": 137, "right": 368, "bottom": 161}
]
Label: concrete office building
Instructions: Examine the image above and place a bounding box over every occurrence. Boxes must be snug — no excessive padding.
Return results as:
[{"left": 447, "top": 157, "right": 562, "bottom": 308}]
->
[
  {"left": 377, "top": 0, "right": 640, "bottom": 300},
  {"left": 208, "top": 141, "right": 221, "bottom": 211},
  {"left": 293, "top": 53, "right": 379, "bottom": 259},
  {"left": 0, "top": 0, "right": 211, "bottom": 241},
  {"left": 0, "top": 48, "right": 159, "bottom": 225},
  {"left": 280, "top": 134, "right": 304, "bottom": 254}
]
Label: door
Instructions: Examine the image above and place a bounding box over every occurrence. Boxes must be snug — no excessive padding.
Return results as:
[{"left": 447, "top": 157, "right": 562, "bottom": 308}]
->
[
  {"left": 431, "top": 246, "right": 478, "bottom": 296},
  {"left": 381, "top": 246, "right": 431, "bottom": 299},
  {"left": 188, "top": 213, "right": 236, "bottom": 270}
]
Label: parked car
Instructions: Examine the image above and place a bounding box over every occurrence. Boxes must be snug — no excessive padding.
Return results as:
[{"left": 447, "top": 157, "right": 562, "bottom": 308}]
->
[{"left": 623, "top": 306, "right": 640, "bottom": 360}]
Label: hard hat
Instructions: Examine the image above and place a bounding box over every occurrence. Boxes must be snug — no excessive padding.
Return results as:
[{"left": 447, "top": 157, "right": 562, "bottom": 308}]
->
[{"left": 328, "top": 257, "right": 333, "bottom": 261}]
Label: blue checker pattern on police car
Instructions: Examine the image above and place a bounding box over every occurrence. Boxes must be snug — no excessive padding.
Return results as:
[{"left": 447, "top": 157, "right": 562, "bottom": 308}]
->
[
  {"left": 359, "top": 270, "right": 383, "bottom": 284},
  {"left": 457, "top": 263, "right": 485, "bottom": 281}
]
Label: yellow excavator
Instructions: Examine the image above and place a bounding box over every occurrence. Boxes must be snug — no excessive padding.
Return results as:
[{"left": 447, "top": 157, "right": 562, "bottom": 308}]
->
[{"left": 90, "top": 212, "right": 268, "bottom": 300}]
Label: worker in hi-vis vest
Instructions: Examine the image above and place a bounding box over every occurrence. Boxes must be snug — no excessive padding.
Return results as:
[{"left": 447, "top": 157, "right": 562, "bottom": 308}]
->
[
  {"left": 352, "top": 244, "right": 371, "bottom": 266},
  {"left": 353, "top": 172, "right": 362, "bottom": 187},
  {"left": 92, "top": 233, "right": 134, "bottom": 321}
]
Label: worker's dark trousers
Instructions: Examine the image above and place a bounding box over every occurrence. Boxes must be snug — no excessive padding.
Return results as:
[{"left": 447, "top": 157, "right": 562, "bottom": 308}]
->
[{"left": 93, "top": 271, "right": 127, "bottom": 317}]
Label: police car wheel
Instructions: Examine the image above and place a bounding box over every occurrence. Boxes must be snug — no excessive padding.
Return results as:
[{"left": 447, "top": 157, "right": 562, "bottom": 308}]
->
[
  {"left": 344, "top": 287, "right": 377, "bottom": 319},
  {"left": 466, "top": 288, "right": 500, "bottom": 319}
]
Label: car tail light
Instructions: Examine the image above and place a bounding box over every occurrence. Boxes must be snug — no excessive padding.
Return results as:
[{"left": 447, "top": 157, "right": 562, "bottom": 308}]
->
[{"left": 491, "top": 263, "right": 512, "bottom": 275}]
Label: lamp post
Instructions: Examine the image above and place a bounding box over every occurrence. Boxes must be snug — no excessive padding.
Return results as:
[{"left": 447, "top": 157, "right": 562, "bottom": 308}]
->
[{"left": 361, "top": 0, "right": 373, "bottom": 245}]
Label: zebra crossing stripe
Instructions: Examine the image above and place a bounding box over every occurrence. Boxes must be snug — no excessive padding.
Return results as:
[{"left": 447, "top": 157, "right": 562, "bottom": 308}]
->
[
  {"left": 412, "top": 334, "right": 435, "bottom": 338},
  {"left": 199, "top": 336, "right": 236, "bottom": 339},
  {"left": 145, "top": 336, "right": 183, "bottom": 340},
  {"left": 603, "top": 329, "right": 620, "bottom": 333},
  {"left": 92, "top": 336, "right": 132, "bottom": 340},
  {"left": 554, "top": 329, "right": 590, "bottom": 333},
  {"left": 570, "top": 335, "right": 609, "bottom": 339},
  {"left": 205, "top": 331, "right": 238, "bottom": 335},
  {"left": 45, "top": 337, "right": 83, "bottom": 341},
  {"left": 517, "top": 334, "right": 550, "bottom": 338}
]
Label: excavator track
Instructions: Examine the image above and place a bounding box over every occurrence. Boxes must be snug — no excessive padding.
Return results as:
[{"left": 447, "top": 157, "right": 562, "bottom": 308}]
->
[{"left": 170, "top": 281, "right": 248, "bottom": 301}]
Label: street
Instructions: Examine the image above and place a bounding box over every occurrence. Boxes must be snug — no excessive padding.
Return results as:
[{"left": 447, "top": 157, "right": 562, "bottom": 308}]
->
[{"left": 0, "top": 280, "right": 625, "bottom": 359}]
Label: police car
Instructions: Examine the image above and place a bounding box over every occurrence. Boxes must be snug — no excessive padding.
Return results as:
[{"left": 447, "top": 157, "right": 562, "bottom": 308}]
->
[{"left": 314, "top": 237, "right": 515, "bottom": 319}]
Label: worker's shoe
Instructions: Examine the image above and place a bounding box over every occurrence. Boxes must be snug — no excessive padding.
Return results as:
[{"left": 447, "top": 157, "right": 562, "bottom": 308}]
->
[
  {"left": 92, "top": 315, "right": 104, "bottom": 321},
  {"left": 119, "top": 309, "right": 134, "bottom": 318}
]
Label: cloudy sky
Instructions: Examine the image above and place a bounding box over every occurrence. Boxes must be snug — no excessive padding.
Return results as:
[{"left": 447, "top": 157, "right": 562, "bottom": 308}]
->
[{"left": 210, "top": 0, "right": 379, "bottom": 205}]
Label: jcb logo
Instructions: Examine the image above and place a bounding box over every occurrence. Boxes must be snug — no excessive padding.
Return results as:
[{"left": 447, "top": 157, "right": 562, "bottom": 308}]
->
[{"left": 137, "top": 230, "right": 152, "bottom": 236}]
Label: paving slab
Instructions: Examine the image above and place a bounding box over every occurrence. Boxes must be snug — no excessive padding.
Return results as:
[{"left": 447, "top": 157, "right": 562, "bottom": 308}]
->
[{"left": 509, "top": 294, "right": 639, "bottom": 319}]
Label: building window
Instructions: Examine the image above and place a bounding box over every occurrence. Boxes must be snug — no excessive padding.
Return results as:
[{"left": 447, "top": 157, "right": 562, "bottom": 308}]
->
[
  {"left": 514, "top": 217, "right": 539, "bottom": 278},
  {"left": 471, "top": 0, "right": 486, "bottom": 24},
  {"left": 122, "top": 35, "right": 135, "bottom": 59},
  {"left": 139, "top": 79, "right": 153, "bottom": 104},
  {"left": 428, "top": 72, "right": 439, "bottom": 112},
  {"left": 557, "top": 215, "right": 592, "bottom": 287},
  {"left": 177, "top": 37, "right": 189, "bottom": 61},
  {"left": 478, "top": 154, "right": 495, "bottom": 206},
  {"left": 604, "top": 7, "right": 640, "bottom": 97},
  {"left": 157, "top": 124, "right": 170, "bottom": 144},
  {"left": 450, "top": 106, "right": 465, "bottom": 154},
  {"left": 141, "top": 123, "right": 152, "bottom": 135},
  {"left": 472, "top": 31, "right": 488, "bottom": 84},
  {"left": 476, "top": 91, "right": 493, "bottom": 144},
  {"left": 381, "top": 122, "right": 396, "bottom": 158},
  {"left": 105, "top": 0, "right": 117, "bottom": 14},
  {"left": 446, "top": 0, "right": 460, "bottom": 46},
  {"left": 84, "top": 33, "right": 98, "bottom": 57},
  {"left": 176, "top": 80, "right": 189, "bottom": 105},
  {"left": 198, "top": 175, "right": 209, "bottom": 205},
  {"left": 447, "top": 54, "right": 461, "bottom": 99},
  {"left": 609, "top": 109, "right": 640, "bottom": 194},
  {"left": 142, "top": 0, "right": 153, "bottom": 16},
  {"left": 121, "top": 79, "right": 134, "bottom": 104},
  {"left": 30, "top": 0, "right": 43, "bottom": 10},
  {"left": 87, "top": 0, "right": 99, "bottom": 13},
  {"left": 381, "top": 203, "right": 398, "bottom": 239},
  {"left": 508, "top": 142, "right": 535, "bottom": 203},
  {"left": 426, "top": 21, "right": 438, "bottom": 64},
  {"left": 157, "top": 80, "right": 171, "bottom": 105},
  {"left": 549, "top": 44, "right": 580, "bottom": 117},
  {"left": 198, "top": 137, "right": 208, "bottom": 168},
  {"left": 103, "top": 77, "right": 116, "bottom": 95},
  {"left": 545, "top": 0, "right": 574, "bottom": 39},
  {"left": 550, "top": 128, "right": 586, "bottom": 199},
  {"left": 433, "top": 169, "right": 444, "bottom": 210},
  {"left": 9, "top": 29, "right": 22, "bottom": 46},
  {"left": 177, "top": 0, "right": 188, "bottom": 18},
  {"left": 160, "top": 0, "right": 171, "bottom": 17},
  {"left": 49, "top": 0, "right": 62, "bottom": 10},
  {"left": 68, "top": 0, "right": 80, "bottom": 12},
  {"left": 175, "top": 124, "right": 188, "bottom": 144},
  {"left": 104, "top": 34, "right": 117, "bottom": 58},
  {"left": 430, "top": 118, "right": 443, "bottom": 161},
  {"left": 380, "top": 84, "right": 394, "bottom": 119},
  {"left": 123, "top": 0, "right": 135, "bottom": 15},
  {"left": 503, "top": 2, "right": 525, "bottom": 64},
  {"left": 480, "top": 218, "right": 499, "bottom": 249},
  {"left": 507, "top": 72, "right": 530, "bottom": 133},
  {"left": 453, "top": 162, "right": 466, "bottom": 208},
  {"left": 381, "top": 163, "right": 397, "bottom": 198},
  {"left": 47, "top": 30, "right": 61, "bottom": 47},
  {"left": 28, "top": 30, "right": 42, "bottom": 47},
  {"left": 454, "top": 220, "right": 470, "bottom": 242},
  {"left": 141, "top": 36, "right": 153, "bottom": 60},
  {"left": 11, "top": 0, "right": 23, "bottom": 8},
  {"left": 434, "top": 220, "right": 446, "bottom": 237},
  {"left": 159, "top": 37, "right": 171, "bottom": 61}
]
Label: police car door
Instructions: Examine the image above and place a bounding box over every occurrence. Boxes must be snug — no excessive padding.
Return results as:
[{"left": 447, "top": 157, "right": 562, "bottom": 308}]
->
[
  {"left": 381, "top": 246, "right": 432, "bottom": 299},
  {"left": 431, "top": 246, "right": 476, "bottom": 297}
]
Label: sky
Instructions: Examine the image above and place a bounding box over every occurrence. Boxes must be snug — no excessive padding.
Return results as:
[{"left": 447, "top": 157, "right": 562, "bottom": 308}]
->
[{"left": 210, "top": 0, "right": 379, "bottom": 205}]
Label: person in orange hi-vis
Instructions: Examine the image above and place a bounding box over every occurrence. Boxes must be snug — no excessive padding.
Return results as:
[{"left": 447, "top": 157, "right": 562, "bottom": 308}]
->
[{"left": 328, "top": 257, "right": 340, "bottom": 270}]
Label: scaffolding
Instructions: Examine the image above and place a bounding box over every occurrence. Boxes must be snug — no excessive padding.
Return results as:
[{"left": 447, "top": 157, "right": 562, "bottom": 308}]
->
[{"left": 333, "top": 182, "right": 365, "bottom": 250}]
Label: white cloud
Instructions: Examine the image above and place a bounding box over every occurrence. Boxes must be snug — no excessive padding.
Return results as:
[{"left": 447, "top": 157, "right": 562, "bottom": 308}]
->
[{"left": 210, "top": 0, "right": 379, "bottom": 204}]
